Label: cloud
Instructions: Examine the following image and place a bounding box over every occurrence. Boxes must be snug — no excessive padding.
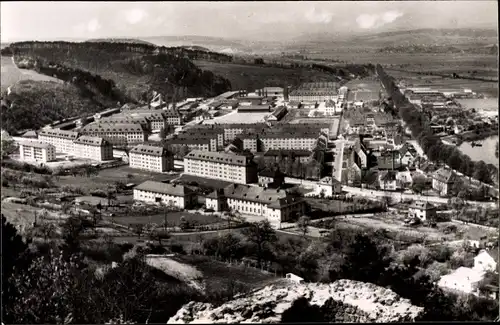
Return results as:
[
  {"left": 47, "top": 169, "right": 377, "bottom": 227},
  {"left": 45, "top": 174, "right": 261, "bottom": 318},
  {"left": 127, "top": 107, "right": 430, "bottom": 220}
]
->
[
  {"left": 123, "top": 8, "right": 148, "bottom": 25},
  {"left": 305, "top": 7, "right": 333, "bottom": 24},
  {"left": 356, "top": 10, "right": 404, "bottom": 29},
  {"left": 73, "top": 18, "right": 101, "bottom": 35}
]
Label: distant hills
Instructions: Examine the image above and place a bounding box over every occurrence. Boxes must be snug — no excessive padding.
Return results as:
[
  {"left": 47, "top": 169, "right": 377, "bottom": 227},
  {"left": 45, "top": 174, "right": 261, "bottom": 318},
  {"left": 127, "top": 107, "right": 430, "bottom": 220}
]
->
[
  {"left": 86, "top": 38, "right": 156, "bottom": 46},
  {"left": 283, "top": 28, "right": 499, "bottom": 53}
]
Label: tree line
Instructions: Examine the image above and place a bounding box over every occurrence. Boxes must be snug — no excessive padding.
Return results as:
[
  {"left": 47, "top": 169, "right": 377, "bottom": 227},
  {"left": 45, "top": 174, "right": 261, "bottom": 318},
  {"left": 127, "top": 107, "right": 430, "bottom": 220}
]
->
[
  {"left": 4, "top": 41, "right": 233, "bottom": 63},
  {"left": 376, "top": 64, "right": 497, "bottom": 184}
]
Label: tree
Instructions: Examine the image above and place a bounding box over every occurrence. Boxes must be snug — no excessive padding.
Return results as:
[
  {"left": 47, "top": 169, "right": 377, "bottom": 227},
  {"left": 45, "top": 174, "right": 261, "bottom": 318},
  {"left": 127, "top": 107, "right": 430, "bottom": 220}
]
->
[
  {"left": 5, "top": 250, "right": 84, "bottom": 324},
  {"left": 159, "top": 127, "right": 166, "bottom": 140},
  {"left": 39, "top": 222, "right": 58, "bottom": 241},
  {"left": 241, "top": 220, "right": 277, "bottom": 268},
  {"left": 473, "top": 161, "right": 491, "bottom": 184},
  {"left": 133, "top": 224, "right": 145, "bottom": 238},
  {"left": 226, "top": 209, "right": 244, "bottom": 229},
  {"left": 296, "top": 216, "right": 311, "bottom": 237},
  {"left": 412, "top": 175, "right": 427, "bottom": 194},
  {"left": 447, "top": 150, "right": 462, "bottom": 171},
  {"left": 1, "top": 138, "right": 17, "bottom": 159}
]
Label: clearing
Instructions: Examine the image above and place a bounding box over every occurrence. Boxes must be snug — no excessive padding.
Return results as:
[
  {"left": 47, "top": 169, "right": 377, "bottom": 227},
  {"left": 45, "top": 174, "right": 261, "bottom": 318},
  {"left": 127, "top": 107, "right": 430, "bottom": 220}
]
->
[
  {"left": 193, "top": 60, "right": 335, "bottom": 91},
  {"left": 54, "top": 166, "right": 179, "bottom": 192}
]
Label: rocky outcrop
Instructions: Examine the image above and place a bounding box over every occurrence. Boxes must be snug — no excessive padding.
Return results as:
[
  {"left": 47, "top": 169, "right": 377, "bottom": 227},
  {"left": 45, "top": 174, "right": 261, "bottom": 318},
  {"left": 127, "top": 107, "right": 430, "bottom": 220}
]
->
[{"left": 168, "top": 279, "right": 424, "bottom": 324}]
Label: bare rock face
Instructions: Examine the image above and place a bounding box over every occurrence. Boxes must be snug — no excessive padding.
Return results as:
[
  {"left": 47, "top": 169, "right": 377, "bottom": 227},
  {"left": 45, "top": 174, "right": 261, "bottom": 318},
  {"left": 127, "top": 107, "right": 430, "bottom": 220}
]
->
[{"left": 167, "top": 279, "right": 424, "bottom": 324}]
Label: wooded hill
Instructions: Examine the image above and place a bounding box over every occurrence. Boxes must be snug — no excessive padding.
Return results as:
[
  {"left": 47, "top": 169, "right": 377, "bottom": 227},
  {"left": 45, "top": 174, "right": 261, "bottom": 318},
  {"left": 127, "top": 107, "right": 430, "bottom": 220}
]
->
[{"left": 2, "top": 41, "right": 233, "bottom": 101}]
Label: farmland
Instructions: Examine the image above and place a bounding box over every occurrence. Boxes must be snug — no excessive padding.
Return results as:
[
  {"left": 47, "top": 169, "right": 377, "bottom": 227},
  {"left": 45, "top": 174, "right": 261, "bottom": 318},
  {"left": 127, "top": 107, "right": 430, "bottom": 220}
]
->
[
  {"left": 193, "top": 60, "right": 335, "bottom": 91},
  {"left": 1, "top": 55, "right": 62, "bottom": 92}
]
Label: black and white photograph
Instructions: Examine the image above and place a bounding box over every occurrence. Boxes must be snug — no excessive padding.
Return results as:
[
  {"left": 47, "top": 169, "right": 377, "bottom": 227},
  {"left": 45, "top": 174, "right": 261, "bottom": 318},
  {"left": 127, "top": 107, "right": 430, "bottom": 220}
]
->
[{"left": 1, "top": 1, "right": 499, "bottom": 323}]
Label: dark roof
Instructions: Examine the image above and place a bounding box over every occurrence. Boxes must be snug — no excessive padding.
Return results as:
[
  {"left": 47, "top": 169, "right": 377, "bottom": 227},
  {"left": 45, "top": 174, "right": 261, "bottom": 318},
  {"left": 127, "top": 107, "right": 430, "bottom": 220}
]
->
[
  {"left": 39, "top": 129, "right": 79, "bottom": 140},
  {"left": 410, "top": 201, "right": 436, "bottom": 210},
  {"left": 130, "top": 144, "right": 171, "bottom": 157},
  {"left": 184, "top": 150, "right": 252, "bottom": 167},
  {"left": 206, "top": 189, "right": 225, "bottom": 199},
  {"left": 134, "top": 181, "right": 194, "bottom": 197},
  {"left": 258, "top": 168, "right": 284, "bottom": 178},
  {"left": 264, "top": 149, "right": 312, "bottom": 157},
  {"left": 81, "top": 122, "right": 146, "bottom": 133},
  {"left": 74, "top": 136, "right": 109, "bottom": 146},
  {"left": 379, "top": 170, "right": 397, "bottom": 182},
  {"left": 19, "top": 140, "right": 54, "bottom": 149},
  {"left": 223, "top": 184, "right": 302, "bottom": 207}
]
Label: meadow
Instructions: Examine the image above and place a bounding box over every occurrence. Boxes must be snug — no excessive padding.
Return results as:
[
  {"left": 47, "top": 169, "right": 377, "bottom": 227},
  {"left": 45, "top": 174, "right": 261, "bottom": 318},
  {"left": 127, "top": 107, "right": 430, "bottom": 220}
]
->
[
  {"left": 193, "top": 60, "right": 335, "bottom": 91},
  {"left": 1, "top": 56, "right": 61, "bottom": 92}
]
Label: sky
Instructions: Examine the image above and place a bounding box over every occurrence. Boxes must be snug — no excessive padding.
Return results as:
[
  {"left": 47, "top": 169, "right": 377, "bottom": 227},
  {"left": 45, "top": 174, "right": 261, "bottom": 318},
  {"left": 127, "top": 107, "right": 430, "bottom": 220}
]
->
[{"left": 1, "top": 1, "right": 498, "bottom": 42}]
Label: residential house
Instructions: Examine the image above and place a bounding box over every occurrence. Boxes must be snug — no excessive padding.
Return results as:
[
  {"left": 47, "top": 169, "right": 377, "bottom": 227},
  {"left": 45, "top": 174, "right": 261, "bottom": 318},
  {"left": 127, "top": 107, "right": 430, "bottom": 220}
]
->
[
  {"left": 317, "top": 176, "right": 342, "bottom": 196},
  {"left": 398, "top": 143, "right": 418, "bottom": 166},
  {"left": 432, "top": 168, "right": 458, "bottom": 196},
  {"left": 378, "top": 170, "right": 398, "bottom": 191},
  {"left": 473, "top": 249, "right": 498, "bottom": 273},
  {"left": 408, "top": 201, "right": 437, "bottom": 221},
  {"left": 133, "top": 181, "right": 197, "bottom": 209},
  {"left": 258, "top": 168, "right": 285, "bottom": 188},
  {"left": 396, "top": 168, "right": 413, "bottom": 188}
]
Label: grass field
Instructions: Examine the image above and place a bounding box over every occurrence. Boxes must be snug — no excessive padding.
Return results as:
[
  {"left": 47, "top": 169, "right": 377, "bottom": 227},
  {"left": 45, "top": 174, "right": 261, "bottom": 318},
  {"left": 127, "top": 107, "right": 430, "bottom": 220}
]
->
[
  {"left": 1, "top": 56, "right": 61, "bottom": 92},
  {"left": 193, "top": 60, "right": 336, "bottom": 91},
  {"left": 171, "top": 254, "right": 278, "bottom": 290},
  {"left": 109, "top": 211, "right": 221, "bottom": 227},
  {"left": 175, "top": 174, "right": 232, "bottom": 190},
  {"left": 55, "top": 166, "right": 180, "bottom": 192},
  {"left": 386, "top": 69, "right": 498, "bottom": 97}
]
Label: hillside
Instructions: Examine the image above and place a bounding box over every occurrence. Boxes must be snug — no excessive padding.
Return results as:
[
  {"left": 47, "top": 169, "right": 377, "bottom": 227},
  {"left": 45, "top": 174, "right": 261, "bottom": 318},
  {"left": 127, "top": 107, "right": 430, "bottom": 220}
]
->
[
  {"left": 285, "top": 28, "right": 498, "bottom": 53},
  {"left": 1, "top": 79, "right": 114, "bottom": 134},
  {"left": 86, "top": 38, "right": 156, "bottom": 46},
  {"left": 3, "top": 41, "right": 233, "bottom": 101}
]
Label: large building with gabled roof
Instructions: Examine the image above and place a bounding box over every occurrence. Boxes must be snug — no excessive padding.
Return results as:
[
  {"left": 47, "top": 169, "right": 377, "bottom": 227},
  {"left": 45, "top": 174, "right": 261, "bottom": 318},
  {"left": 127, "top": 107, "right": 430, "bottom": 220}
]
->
[
  {"left": 38, "top": 129, "right": 79, "bottom": 153},
  {"left": 133, "top": 180, "right": 196, "bottom": 209},
  {"left": 80, "top": 122, "right": 149, "bottom": 146},
  {"left": 129, "top": 143, "right": 174, "bottom": 173},
  {"left": 206, "top": 184, "right": 305, "bottom": 223},
  {"left": 183, "top": 150, "right": 258, "bottom": 184},
  {"left": 73, "top": 136, "right": 114, "bottom": 161}
]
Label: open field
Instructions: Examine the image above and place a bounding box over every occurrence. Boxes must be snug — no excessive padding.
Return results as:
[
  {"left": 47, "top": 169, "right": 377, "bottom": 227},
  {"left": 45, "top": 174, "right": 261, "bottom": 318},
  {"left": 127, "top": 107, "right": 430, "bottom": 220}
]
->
[
  {"left": 386, "top": 69, "right": 498, "bottom": 97},
  {"left": 171, "top": 254, "right": 279, "bottom": 291},
  {"left": 204, "top": 110, "right": 270, "bottom": 124},
  {"left": 1, "top": 202, "right": 49, "bottom": 232},
  {"left": 1, "top": 56, "right": 62, "bottom": 92},
  {"left": 175, "top": 174, "right": 232, "bottom": 190},
  {"left": 193, "top": 60, "right": 336, "bottom": 91},
  {"left": 55, "top": 166, "right": 180, "bottom": 192},
  {"left": 108, "top": 211, "right": 221, "bottom": 227}
]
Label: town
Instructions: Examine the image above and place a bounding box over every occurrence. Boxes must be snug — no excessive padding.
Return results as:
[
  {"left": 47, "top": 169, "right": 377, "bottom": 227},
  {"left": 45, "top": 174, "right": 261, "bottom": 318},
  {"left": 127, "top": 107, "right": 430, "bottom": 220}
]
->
[{"left": 1, "top": 2, "right": 499, "bottom": 324}]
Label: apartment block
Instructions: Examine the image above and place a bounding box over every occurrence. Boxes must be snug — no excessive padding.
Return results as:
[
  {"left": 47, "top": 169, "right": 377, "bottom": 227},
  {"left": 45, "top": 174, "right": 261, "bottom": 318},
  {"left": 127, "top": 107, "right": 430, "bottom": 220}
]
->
[
  {"left": 19, "top": 140, "right": 56, "bottom": 163},
  {"left": 183, "top": 150, "right": 258, "bottom": 184},
  {"left": 164, "top": 137, "right": 217, "bottom": 152},
  {"left": 38, "top": 129, "right": 79, "bottom": 154},
  {"left": 80, "top": 122, "right": 148, "bottom": 146},
  {"left": 240, "top": 131, "right": 320, "bottom": 152},
  {"left": 129, "top": 144, "right": 174, "bottom": 173},
  {"left": 73, "top": 136, "right": 114, "bottom": 161},
  {"left": 133, "top": 181, "right": 196, "bottom": 209}
]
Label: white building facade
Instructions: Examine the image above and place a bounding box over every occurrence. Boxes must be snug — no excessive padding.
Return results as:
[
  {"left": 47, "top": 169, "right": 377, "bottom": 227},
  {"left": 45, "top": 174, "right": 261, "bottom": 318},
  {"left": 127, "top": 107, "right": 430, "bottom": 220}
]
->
[
  {"left": 183, "top": 150, "right": 258, "bottom": 184},
  {"left": 19, "top": 141, "right": 56, "bottom": 163},
  {"left": 73, "top": 136, "right": 114, "bottom": 161},
  {"left": 38, "top": 129, "right": 79, "bottom": 154},
  {"left": 133, "top": 181, "right": 196, "bottom": 209},
  {"left": 129, "top": 144, "right": 174, "bottom": 173}
]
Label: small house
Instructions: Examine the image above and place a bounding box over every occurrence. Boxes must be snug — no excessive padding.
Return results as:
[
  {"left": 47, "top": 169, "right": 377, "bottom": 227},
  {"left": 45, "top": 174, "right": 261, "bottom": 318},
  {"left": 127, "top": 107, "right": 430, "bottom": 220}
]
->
[
  {"left": 378, "top": 170, "right": 398, "bottom": 191},
  {"left": 432, "top": 168, "right": 458, "bottom": 197},
  {"left": 258, "top": 168, "right": 285, "bottom": 188},
  {"left": 408, "top": 201, "right": 437, "bottom": 222}
]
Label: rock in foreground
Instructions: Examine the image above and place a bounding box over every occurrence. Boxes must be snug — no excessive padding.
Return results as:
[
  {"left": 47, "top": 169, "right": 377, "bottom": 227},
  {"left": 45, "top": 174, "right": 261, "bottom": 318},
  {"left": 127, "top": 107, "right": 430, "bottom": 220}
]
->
[{"left": 168, "top": 279, "right": 424, "bottom": 323}]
